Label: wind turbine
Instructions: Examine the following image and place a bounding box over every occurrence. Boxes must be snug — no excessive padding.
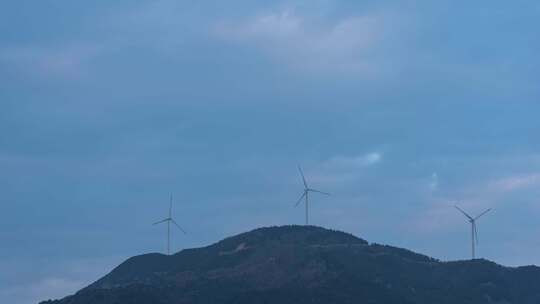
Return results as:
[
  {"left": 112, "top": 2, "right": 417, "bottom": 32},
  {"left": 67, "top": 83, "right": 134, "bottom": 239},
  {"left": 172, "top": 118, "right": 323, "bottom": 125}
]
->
[
  {"left": 295, "top": 165, "right": 329, "bottom": 226},
  {"left": 153, "top": 194, "right": 186, "bottom": 255},
  {"left": 454, "top": 205, "right": 491, "bottom": 259}
]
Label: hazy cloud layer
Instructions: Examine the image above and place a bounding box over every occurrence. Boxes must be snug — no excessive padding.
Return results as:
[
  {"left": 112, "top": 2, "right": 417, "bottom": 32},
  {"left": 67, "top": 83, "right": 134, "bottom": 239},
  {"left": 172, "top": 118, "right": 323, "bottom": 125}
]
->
[
  {"left": 216, "top": 9, "right": 389, "bottom": 73},
  {"left": 1, "top": 1, "right": 540, "bottom": 303}
]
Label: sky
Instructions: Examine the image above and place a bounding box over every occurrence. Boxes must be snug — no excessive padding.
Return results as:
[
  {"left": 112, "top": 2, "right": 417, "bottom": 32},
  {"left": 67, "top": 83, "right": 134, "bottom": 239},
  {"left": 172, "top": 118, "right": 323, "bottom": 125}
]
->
[{"left": 1, "top": 0, "right": 540, "bottom": 303}]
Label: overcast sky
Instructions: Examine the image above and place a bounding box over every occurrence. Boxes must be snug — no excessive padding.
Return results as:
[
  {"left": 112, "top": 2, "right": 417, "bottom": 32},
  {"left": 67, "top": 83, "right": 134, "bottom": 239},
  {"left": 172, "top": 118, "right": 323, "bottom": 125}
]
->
[{"left": 1, "top": 1, "right": 540, "bottom": 303}]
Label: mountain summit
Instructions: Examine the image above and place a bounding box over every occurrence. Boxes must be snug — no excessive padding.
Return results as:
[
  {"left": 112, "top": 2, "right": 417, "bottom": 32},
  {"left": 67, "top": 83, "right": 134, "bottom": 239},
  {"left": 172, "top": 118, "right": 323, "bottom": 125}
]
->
[{"left": 41, "top": 226, "right": 540, "bottom": 304}]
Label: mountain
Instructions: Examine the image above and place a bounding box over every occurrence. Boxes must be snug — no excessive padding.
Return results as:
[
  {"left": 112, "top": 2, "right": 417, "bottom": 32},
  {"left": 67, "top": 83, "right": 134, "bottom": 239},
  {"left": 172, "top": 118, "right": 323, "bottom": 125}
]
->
[{"left": 40, "top": 225, "right": 540, "bottom": 304}]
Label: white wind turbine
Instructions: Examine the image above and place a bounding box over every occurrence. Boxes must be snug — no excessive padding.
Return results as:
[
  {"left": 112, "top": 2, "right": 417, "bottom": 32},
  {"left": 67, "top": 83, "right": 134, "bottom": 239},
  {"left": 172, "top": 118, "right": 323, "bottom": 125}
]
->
[
  {"left": 295, "top": 165, "right": 330, "bottom": 225},
  {"left": 455, "top": 205, "right": 491, "bottom": 259},
  {"left": 153, "top": 194, "right": 186, "bottom": 255}
]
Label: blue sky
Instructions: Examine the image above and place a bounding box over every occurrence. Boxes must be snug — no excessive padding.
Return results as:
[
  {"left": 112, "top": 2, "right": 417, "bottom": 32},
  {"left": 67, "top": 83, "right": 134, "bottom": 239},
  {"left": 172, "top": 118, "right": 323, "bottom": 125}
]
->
[{"left": 1, "top": 0, "right": 540, "bottom": 303}]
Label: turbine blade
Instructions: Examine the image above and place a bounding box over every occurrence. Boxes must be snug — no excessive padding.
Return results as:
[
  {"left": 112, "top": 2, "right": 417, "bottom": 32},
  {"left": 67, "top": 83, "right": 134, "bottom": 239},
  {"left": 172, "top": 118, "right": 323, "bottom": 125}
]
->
[
  {"left": 309, "top": 189, "right": 330, "bottom": 196},
  {"left": 171, "top": 219, "right": 187, "bottom": 234},
  {"left": 152, "top": 218, "right": 168, "bottom": 225},
  {"left": 474, "top": 208, "right": 491, "bottom": 220},
  {"left": 298, "top": 165, "right": 308, "bottom": 189},
  {"left": 454, "top": 205, "right": 473, "bottom": 220},
  {"left": 295, "top": 191, "right": 307, "bottom": 207}
]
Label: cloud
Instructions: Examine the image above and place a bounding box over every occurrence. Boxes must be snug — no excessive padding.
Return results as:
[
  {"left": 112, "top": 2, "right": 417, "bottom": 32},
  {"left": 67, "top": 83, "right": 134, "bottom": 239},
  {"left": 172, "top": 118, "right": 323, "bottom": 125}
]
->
[
  {"left": 324, "top": 153, "right": 382, "bottom": 169},
  {"left": 429, "top": 172, "right": 439, "bottom": 191},
  {"left": 408, "top": 169, "right": 540, "bottom": 236},
  {"left": 216, "top": 9, "right": 388, "bottom": 73},
  {"left": 408, "top": 199, "right": 458, "bottom": 233},
  {"left": 304, "top": 152, "right": 382, "bottom": 185},
  {"left": 0, "top": 44, "right": 103, "bottom": 79},
  {"left": 0, "top": 277, "right": 84, "bottom": 304},
  {"left": 490, "top": 173, "right": 540, "bottom": 193},
  {"left": 0, "top": 255, "right": 123, "bottom": 304}
]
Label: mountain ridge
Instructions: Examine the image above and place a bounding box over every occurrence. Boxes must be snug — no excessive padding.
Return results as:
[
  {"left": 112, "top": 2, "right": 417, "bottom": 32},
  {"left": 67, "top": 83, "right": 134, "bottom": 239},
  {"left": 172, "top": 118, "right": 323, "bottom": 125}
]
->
[{"left": 40, "top": 225, "right": 540, "bottom": 304}]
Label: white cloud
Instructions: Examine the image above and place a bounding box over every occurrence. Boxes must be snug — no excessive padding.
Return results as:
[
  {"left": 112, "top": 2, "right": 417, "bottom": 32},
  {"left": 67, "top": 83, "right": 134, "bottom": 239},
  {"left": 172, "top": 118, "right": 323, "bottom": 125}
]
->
[
  {"left": 429, "top": 172, "right": 439, "bottom": 191},
  {"left": 216, "top": 9, "right": 388, "bottom": 73},
  {"left": 324, "top": 152, "right": 382, "bottom": 169},
  {"left": 304, "top": 152, "right": 382, "bottom": 186}
]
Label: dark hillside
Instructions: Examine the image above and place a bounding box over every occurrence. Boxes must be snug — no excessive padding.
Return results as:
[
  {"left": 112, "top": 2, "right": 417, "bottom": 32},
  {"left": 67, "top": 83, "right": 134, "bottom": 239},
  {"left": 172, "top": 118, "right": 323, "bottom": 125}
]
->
[{"left": 41, "top": 226, "right": 540, "bottom": 304}]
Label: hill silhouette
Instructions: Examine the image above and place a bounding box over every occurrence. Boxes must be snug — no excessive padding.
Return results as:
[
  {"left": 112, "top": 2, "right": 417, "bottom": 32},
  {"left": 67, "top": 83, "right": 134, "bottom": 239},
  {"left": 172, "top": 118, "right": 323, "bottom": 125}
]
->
[{"left": 40, "top": 226, "right": 540, "bottom": 304}]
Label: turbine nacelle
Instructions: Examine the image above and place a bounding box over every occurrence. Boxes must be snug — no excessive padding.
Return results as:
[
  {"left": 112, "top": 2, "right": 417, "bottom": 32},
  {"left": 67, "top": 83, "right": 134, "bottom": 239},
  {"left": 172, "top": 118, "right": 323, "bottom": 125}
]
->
[
  {"left": 295, "top": 165, "right": 330, "bottom": 225},
  {"left": 153, "top": 194, "right": 186, "bottom": 255},
  {"left": 454, "top": 205, "right": 491, "bottom": 259}
]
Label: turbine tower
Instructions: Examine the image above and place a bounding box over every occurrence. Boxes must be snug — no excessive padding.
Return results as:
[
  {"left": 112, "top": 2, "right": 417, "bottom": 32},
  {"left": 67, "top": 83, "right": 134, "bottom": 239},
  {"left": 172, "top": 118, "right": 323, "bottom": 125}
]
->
[
  {"left": 455, "top": 205, "right": 491, "bottom": 259},
  {"left": 153, "top": 194, "right": 186, "bottom": 255},
  {"left": 295, "top": 165, "right": 329, "bottom": 225}
]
